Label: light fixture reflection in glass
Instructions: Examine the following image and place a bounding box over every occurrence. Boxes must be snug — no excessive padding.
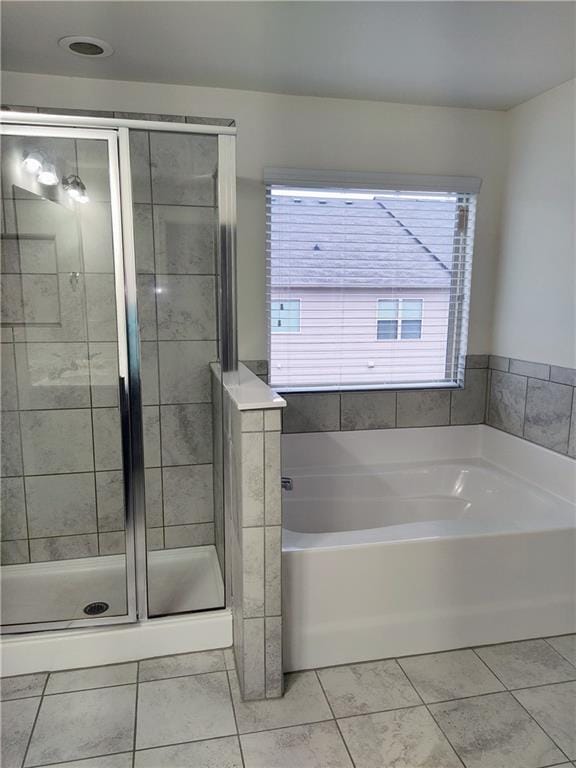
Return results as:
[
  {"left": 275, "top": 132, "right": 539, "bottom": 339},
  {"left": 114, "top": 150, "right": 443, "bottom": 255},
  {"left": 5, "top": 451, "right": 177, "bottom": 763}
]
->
[
  {"left": 63, "top": 174, "right": 89, "bottom": 204},
  {"left": 21, "top": 151, "right": 44, "bottom": 175},
  {"left": 37, "top": 163, "right": 59, "bottom": 186}
]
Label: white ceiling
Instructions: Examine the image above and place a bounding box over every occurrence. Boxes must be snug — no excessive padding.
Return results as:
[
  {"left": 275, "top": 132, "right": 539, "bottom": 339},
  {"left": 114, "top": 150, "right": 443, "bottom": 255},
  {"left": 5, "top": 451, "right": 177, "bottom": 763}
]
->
[{"left": 2, "top": 1, "right": 574, "bottom": 110}]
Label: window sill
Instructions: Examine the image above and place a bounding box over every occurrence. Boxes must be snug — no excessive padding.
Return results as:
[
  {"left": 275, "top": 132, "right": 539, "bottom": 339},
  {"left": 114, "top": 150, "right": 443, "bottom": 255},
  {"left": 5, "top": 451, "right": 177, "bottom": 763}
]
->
[{"left": 275, "top": 381, "right": 464, "bottom": 394}]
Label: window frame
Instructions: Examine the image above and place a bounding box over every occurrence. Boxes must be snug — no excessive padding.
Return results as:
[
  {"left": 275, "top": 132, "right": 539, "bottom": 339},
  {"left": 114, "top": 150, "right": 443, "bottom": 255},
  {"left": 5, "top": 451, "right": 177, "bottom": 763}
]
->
[{"left": 265, "top": 168, "right": 480, "bottom": 393}]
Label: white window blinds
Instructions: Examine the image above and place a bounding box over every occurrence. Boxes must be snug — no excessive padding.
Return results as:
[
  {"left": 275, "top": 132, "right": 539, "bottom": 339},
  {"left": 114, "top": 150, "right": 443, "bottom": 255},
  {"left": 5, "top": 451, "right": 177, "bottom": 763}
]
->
[{"left": 265, "top": 170, "right": 479, "bottom": 392}]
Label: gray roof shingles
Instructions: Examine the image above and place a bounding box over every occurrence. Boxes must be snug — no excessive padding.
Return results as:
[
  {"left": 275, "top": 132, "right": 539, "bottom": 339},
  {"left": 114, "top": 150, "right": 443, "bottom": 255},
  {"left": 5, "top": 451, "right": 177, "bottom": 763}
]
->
[{"left": 270, "top": 196, "right": 455, "bottom": 289}]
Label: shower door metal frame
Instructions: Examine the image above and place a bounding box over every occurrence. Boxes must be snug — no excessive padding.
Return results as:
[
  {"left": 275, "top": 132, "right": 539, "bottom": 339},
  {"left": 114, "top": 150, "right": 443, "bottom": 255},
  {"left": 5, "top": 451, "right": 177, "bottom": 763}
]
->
[
  {"left": 1, "top": 110, "right": 238, "bottom": 632},
  {"left": 0, "top": 121, "right": 139, "bottom": 633}
]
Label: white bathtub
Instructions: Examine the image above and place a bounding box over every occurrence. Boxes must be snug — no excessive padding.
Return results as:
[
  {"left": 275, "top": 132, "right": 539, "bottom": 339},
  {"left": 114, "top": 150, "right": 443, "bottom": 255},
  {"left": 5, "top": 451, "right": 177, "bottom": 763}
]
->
[{"left": 282, "top": 425, "right": 576, "bottom": 671}]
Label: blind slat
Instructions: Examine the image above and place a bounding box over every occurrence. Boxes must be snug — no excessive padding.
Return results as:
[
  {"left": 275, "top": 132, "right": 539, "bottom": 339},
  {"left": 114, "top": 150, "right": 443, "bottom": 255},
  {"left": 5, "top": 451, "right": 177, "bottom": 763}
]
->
[{"left": 267, "top": 181, "right": 477, "bottom": 391}]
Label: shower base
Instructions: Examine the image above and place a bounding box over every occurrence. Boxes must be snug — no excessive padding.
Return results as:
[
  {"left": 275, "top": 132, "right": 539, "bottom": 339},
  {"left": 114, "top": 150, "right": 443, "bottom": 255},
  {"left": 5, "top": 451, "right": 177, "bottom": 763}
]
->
[{"left": 1, "top": 545, "right": 224, "bottom": 628}]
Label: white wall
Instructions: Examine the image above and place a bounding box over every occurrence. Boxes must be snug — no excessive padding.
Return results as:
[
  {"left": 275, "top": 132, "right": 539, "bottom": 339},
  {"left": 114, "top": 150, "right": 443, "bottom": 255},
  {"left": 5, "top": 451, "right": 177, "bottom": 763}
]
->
[
  {"left": 492, "top": 79, "right": 575, "bottom": 367},
  {"left": 2, "top": 71, "right": 508, "bottom": 359}
]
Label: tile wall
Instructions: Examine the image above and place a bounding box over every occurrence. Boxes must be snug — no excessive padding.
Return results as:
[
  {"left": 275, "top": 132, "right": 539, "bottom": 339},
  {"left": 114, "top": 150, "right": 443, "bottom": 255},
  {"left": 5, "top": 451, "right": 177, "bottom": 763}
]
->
[
  {"left": 1, "top": 129, "right": 127, "bottom": 566},
  {"left": 1, "top": 106, "right": 232, "bottom": 564},
  {"left": 277, "top": 355, "right": 489, "bottom": 434},
  {"left": 253, "top": 354, "right": 576, "bottom": 459},
  {"left": 128, "top": 125, "right": 220, "bottom": 557},
  {"left": 486, "top": 356, "right": 576, "bottom": 457}
]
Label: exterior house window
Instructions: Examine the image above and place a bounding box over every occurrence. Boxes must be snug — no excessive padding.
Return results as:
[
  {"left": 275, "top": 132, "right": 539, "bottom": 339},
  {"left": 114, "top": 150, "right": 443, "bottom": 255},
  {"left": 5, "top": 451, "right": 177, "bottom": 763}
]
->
[
  {"left": 265, "top": 169, "right": 479, "bottom": 391},
  {"left": 377, "top": 299, "right": 423, "bottom": 340},
  {"left": 271, "top": 299, "right": 301, "bottom": 333}
]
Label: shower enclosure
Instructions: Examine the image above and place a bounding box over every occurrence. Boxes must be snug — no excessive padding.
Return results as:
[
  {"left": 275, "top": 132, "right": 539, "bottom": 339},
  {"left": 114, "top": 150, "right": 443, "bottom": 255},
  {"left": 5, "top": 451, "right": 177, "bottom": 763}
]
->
[{"left": 0, "top": 110, "right": 236, "bottom": 633}]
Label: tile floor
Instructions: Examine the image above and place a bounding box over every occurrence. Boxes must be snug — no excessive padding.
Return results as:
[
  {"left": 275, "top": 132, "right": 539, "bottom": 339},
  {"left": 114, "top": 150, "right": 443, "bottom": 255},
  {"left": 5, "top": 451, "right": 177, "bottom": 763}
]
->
[{"left": 2, "top": 635, "right": 575, "bottom": 768}]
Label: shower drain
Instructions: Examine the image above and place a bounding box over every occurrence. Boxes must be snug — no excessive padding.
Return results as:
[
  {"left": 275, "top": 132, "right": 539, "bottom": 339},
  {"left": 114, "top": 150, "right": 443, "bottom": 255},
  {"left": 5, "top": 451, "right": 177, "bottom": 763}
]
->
[{"left": 83, "top": 601, "right": 110, "bottom": 616}]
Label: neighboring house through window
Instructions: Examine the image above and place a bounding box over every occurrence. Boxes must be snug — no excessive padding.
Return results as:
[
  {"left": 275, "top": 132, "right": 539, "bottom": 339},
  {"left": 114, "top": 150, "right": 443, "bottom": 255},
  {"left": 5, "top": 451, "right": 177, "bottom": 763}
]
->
[{"left": 265, "top": 169, "right": 479, "bottom": 391}]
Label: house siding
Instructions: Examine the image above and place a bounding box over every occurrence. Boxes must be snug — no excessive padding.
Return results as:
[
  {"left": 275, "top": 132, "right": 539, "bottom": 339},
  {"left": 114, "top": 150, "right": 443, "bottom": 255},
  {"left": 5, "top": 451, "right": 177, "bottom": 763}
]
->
[{"left": 270, "top": 286, "right": 450, "bottom": 388}]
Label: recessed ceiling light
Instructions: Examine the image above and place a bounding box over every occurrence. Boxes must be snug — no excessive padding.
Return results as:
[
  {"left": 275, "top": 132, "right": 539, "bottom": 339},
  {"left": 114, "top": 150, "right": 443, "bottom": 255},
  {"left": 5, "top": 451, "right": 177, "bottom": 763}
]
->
[{"left": 58, "top": 35, "right": 114, "bottom": 58}]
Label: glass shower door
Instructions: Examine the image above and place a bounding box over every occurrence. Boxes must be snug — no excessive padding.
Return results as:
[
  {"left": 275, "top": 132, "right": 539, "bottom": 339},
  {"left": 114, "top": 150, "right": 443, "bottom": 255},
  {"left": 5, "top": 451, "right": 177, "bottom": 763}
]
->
[
  {"left": 127, "top": 127, "right": 226, "bottom": 617},
  {"left": 0, "top": 125, "right": 137, "bottom": 631}
]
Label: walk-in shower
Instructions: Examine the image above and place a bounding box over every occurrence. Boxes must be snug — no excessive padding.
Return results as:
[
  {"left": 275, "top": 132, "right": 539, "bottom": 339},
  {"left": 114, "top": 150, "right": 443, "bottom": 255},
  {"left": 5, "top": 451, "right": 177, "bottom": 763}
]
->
[{"left": 0, "top": 110, "right": 237, "bottom": 634}]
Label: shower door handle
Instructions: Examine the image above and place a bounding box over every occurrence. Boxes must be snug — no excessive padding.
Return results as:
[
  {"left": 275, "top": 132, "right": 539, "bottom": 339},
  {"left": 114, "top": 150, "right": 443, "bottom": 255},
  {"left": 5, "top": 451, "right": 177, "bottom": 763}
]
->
[
  {"left": 118, "top": 375, "right": 129, "bottom": 441},
  {"left": 118, "top": 368, "right": 147, "bottom": 620},
  {"left": 118, "top": 375, "right": 131, "bottom": 511}
]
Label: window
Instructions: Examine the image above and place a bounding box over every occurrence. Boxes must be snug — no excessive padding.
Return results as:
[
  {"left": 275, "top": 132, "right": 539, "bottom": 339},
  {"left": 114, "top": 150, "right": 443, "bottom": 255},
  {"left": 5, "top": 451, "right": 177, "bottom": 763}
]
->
[
  {"left": 377, "top": 299, "right": 423, "bottom": 340},
  {"left": 265, "top": 168, "right": 479, "bottom": 391},
  {"left": 271, "top": 299, "right": 301, "bottom": 333}
]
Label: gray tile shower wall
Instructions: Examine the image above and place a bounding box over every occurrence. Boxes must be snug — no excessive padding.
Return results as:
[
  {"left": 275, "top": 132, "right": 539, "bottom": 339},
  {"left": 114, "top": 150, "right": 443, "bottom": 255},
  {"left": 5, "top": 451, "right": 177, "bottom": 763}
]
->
[{"left": 0, "top": 106, "right": 227, "bottom": 563}]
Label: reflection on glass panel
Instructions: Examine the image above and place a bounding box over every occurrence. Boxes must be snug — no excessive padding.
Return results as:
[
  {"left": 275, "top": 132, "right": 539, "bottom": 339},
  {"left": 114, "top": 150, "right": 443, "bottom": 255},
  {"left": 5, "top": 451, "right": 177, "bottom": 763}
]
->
[
  {"left": 0, "top": 133, "right": 129, "bottom": 628},
  {"left": 132, "top": 130, "right": 225, "bottom": 617}
]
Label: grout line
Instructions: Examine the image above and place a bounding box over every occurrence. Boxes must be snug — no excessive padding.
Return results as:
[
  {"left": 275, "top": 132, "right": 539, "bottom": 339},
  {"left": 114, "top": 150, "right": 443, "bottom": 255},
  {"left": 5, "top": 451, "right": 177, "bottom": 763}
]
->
[
  {"left": 149, "top": 180, "right": 165, "bottom": 548},
  {"left": 15, "top": 354, "right": 31, "bottom": 563},
  {"left": 0, "top": 337, "right": 221, "bottom": 347},
  {"left": 567, "top": 388, "right": 576, "bottom": 457},
  {"left": 224, "top": 669, "right": 245, "bottom": 768},
  {"left": 263, "top": 541, "right": 267, "bottom": 694},
  {"left": 391, "top": 658, "right": 466, "bottom": 767},
  {"left": 139, "top": 666, "right": 230, "bottom": 684},
  {"left": 471, "top": 648, "right": 574, "bottom": 763},
  {"left": 421, "top": 703, "right": 467, "bottom": 768},
  {"left": 485, "top": 367, "right": 491, "bottom": 421},
  {"left": 131, "top": 666, "right": 139, "bottom": 768},
  {"left": 470, "top": 635, "right": 576, "bottom": 691},
  {"left": 20, "top": 669, "right": 49, "bottom": 768},
  {"left": 10, "top": 666, "right": 574, "bottom": 707},
  {"left": 138, "top": 667, "right": 228, "bottom": 685},
  {"left": 41, "top": 680, "right": 138, "bottom": 697},
  {"left": 522, "top": 375, "right": 530, "bottom": 437},
  {"left": 4, "top": 275, "right": 31, "bottom": 560},
  {"left": 28, "top": 750, "right": 134, "bottom": 768},
  {"left": 503, "top": 675, "right": 576, "bottom": 694},
  {"left": 543, "top": 635, "right": 576, "bottom": 668},
  {"left": 509, "top": 686, "right": 575, "bottom": 764},
  {"left": 237, "top": 715, "right": 336, "bottom": 738},
  {"left": 314, "top": 669, "right": 357, "bottom": 768},
  {"left": 84, "top": 310, "right": 101, "bottom": 556}
]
